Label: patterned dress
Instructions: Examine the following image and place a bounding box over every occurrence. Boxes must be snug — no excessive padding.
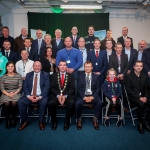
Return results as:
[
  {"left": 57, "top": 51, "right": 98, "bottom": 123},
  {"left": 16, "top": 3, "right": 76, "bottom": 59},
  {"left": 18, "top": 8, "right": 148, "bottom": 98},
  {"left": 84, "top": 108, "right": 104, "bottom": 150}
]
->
[{"left": 0, "top": 73, "right": 22, "bottom": 105}]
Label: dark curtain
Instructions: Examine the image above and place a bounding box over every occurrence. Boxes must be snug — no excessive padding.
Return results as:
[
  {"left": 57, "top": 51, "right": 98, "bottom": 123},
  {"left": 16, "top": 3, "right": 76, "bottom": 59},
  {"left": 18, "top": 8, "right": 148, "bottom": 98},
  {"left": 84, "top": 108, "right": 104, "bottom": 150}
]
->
[{"left": 27, "top": 12, "right": 109, "bottom": 39}]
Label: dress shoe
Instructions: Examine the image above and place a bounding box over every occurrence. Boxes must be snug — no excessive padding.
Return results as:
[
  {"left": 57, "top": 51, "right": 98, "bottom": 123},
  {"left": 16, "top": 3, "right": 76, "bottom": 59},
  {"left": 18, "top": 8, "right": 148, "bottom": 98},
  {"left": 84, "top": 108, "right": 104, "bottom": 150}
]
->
[
  {"left": 39, "top": 122, "right": 45, "bottom": 130},
  {"left": 144, "top": 124, "right": 150, "bottom": 132},
  {"left": 18, "top": 122, "right": 30, "bottom": 131},
  {"left": 138, "top": 123, "right": 144, "bottom": 134},
  {"left": 76, "top": 120, "right": 82, "bottom": 130},
  {"left": 51, "top": 122, "right": 57, "bottom": 130},
  {"left": 6, "top": 119, "right": 11, "bottom": 129},
  {"left": 104, "top": 119, "right": 110, "bottom": 127},
  {"left": 64, "top": 122, "right": 69, "bottom": 131},
  {"left": 11, "top": 118, "right": 17, "bottom": 128},
  {"left": 93, "top": 120, "right": 99, "bottom": 130}
]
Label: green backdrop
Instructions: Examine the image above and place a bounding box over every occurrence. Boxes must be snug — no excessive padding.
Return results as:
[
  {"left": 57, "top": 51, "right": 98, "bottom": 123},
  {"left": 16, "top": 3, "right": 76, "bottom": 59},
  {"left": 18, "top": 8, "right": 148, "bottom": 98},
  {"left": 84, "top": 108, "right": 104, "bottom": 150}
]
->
[{"left": 27, "top": 12, "right": 109, "bottom": 38}]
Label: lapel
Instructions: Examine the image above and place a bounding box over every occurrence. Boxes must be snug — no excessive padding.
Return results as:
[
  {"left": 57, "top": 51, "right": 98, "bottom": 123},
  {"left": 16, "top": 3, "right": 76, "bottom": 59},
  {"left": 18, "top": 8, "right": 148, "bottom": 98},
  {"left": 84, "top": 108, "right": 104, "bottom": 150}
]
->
[
  {"left": 132, "top": 72, "right": 140, "bottom": 89},
  {"left": 114, "top": 53, "right": 119, "bottom": 67},
  {"left": 29, "top": 72, "right": 34, "bottom": 88},
  {"left": 40, "top": 71, "right": 43, "bottom": 89},
  {"left": 83, "top": 72, "right": 86, "bottom": 89},
  {"left": 121, "top": 54, "right": 125, "bottom": 69},
  {"left": 8, "top": 51, "right": 11, "bottom": 59}
]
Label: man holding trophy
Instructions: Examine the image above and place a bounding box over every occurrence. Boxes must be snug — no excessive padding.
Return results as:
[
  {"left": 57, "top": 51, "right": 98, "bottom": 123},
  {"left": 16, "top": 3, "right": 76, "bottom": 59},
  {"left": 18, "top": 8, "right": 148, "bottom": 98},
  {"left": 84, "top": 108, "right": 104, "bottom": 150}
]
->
[{"left": 48, "top": 60, "right": 75, "bottom": 131}]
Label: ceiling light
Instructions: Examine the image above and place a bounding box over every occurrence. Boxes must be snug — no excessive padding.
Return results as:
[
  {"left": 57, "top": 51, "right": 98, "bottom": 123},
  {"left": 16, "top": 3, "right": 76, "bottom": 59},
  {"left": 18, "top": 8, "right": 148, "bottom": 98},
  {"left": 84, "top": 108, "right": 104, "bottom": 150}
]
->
[
  {"left": 62, "top": 0, "right": 68, "bottom": 3},
  {"left": 60, "top": 5, "right": 102, "bottom": 9}
]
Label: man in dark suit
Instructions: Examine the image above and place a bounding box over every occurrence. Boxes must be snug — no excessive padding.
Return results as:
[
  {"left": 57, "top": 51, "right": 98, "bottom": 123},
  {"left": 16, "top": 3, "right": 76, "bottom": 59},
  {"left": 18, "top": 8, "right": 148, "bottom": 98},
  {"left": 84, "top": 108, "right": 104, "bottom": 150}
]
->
[
  {"left": 18, "top": 61, "right": 50, "bottom": 130},
  {"left": 51, "top": 29, "right": 65, "bottom": 58},
  {"left": 19, "top": 38, "right": 38, "bottom": 61},
  {"left": 76, "top": 61, "right": 102, "bottom": 130},
  {"left": 48, "top": 60, "right": 75, "bottom": 131},
  {"left": 70, "top": 26, "right": 80, "bottom": 49},
  {"left": 31, "top": 29, "right": 46, "bottom": 57},
  {"left": 1, "top": 40, "right": 18, "bottom": 63},
  {"left": 100, "top": 30, "right": 116, "bottom": 51},
  {"left": 138, "top": 40, "right": 147, "bottom": 61},
  {"left": 87, "top": 39, "right": 108, "bottom": 87},
  {"left": 117, "top": 27, "right": 133, "bottom": 48},
  {"left": 125, "top": 61, "right": 150, "bottom": 134},
  {"left": 122, "top": 38, "right": 138, "bottom": 74}
]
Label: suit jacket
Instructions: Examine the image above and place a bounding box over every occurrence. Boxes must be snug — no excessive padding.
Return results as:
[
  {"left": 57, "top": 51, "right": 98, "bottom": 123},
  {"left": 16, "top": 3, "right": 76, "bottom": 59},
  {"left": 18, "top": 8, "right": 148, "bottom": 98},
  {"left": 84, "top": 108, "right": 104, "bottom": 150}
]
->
[
  {"left": 19, "top": 47, "right": 39, "bottom": 61},
  {"left": 109, "top": 53, "right": 128, "bottom": 75},
  {"left": 142, "top": 47, "right": 150, "bottom": 74},
  {"left": 50, "top": 72, "right": 75, "bottom": 97},
  {"left": 87, "top": 50, "right": 108, "bottom": 75},
  {"left": 117, "top": 36, "right": 133, "bottom": 49},
  {"left": 51, "top": 38, "right": 65, "bottom": 58},
  {"left": 23, "top": 71, "right": 50, "bottom": 98},
  {"left": 1, "top": 49, "right": 18, "bottom": 63},
  {"left": 31, "top": 39, "right": 46, "bottom": 56},
  {"left": 122, "top": 48, "right": 138, "bottom": 71},
  {"left": 125, "top": 71, "right": 149, "bottom": 100},
  {"left": 70, "top": 35, "right": 80, "bottom": 49},
  {"left": 77, "top": 72, "right": 100, "bottom": 99}
]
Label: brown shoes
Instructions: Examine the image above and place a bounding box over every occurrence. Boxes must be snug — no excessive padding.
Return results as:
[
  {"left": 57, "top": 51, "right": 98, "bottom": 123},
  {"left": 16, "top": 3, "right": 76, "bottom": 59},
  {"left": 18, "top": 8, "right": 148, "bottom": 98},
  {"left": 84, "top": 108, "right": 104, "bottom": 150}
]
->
[
  {"left": 18, "top": 122, "right": 30, "bottom": 131},
  {"left": 77, "top": 120, "right": 82, "bottom": 130},
  {"left": 39, "top": 122, "right": 45, "bottom": 130},
  {"left": 93, "top": 120, "right": 99, "bottom": 130}
]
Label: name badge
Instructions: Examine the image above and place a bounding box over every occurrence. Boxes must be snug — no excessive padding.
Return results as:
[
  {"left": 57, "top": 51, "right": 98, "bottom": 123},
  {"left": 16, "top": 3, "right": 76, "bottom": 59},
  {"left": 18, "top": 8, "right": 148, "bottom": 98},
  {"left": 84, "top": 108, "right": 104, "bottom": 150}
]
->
[
  {"left": 139, "top": 92, "right": 141, "bottom": 96},
  {"left": 49, "top": 72, "right": 53, "bottom": 75},
  {"left": 67, "top": 60, "right": 71, "bottom": 64},
  {"left": 87, "top": 89, "right": 91, "bottom": 92},
  {"left": 96, "top": 62, "right": 98, "bottom": 65}
]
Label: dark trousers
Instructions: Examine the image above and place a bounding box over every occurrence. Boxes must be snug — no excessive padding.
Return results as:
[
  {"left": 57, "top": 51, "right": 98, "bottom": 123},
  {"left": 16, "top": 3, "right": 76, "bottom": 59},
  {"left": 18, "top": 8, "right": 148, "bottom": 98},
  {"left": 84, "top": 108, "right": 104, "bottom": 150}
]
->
[
  {"left": 75, "top": 96, "right": 102, "bottom": 119},
  {"left": 130, "top": 98, "right": 150, "bottom": 123},
  {"left": 18, "top": 96, "right": 48, "bottom": 122},
  {"left": 48, "top": 96, "right": 75, "bottom": 123}
]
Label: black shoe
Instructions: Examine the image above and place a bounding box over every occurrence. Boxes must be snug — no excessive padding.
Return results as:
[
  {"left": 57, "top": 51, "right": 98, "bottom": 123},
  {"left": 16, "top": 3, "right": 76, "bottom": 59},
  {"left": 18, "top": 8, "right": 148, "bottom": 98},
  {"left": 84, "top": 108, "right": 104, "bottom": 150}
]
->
[
  {"left": 104, "top": 119, "right": 110, "bottom": 127},
  {"left": 116, "top": 119, "right": 122, "bottom": 127},
  {"left": 64, "top": 122, "right": 69, "bottom": 131},
  {"left": 144, "top": 124, "right": 150, "bottom": 132},
  {"left": 6, "top": 119, "right": 11, "bottom": 129},
  {"left": 11, "top": 118, "right": 16, "bottom": 128},
  {"left": 138, "top": 123, "right": 144, "bottom": 134},
  {"left": 51, "top": 122, "right": 57, "bottom": 130}
]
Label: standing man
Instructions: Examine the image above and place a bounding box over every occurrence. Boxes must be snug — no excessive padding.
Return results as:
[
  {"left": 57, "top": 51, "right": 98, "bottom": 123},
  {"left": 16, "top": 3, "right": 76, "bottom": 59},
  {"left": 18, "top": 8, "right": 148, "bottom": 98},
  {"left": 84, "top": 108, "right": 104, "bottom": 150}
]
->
[
  {"left": 70, "top": 26, "right": 80, "bottom": 49},
  {"left": 19, "top": 38, "right": 38, "bottom": 61},
  {"left": 51, "top": 29, "right": 65, "bottom": 58},
  {"left": 138, "top": 40, "right": 147, "bottom": 61},
  {"left": 14, "top": 28, "right": 33, "bottom": 53},
  {"left": 1, "top": 40, "right": 18, "bottom": 63},
  {"left": 84, "top": 25, "right": 98, "bottom": 52},
  {"left": 76, "top": 61, "right": 102, "bottom": 130},
  {"left": 117, "top": 27, "right": 133, "bottom": 48},
  {"left": 100, "top": 30, "right": 116, "bottom": 51},
  {"left": 48, "top": 61, "right": 75, "bottom": 131},
  {"left": 87, "top": 39, "right": 107, "bottom": 87},
  {"left": 32, "top": 29, "right": 46, "bottom": 58},
  {"left": 56, "top": 37, "right": 83, "bottom": 82},
  {"left": 125, "top": 61, "right": 150, "bottom": 134},
  {"left": 0, "top": 26, "right": 14, "bottom": 51},
  {"left": 16, "top": 50, "right": 34, "bottom": 80},
  {"left": 122, "top": 38, "right": 138, "bottom": 74},
  {"left": 18, "top": 61, "right": 50, "bottom": 130}
]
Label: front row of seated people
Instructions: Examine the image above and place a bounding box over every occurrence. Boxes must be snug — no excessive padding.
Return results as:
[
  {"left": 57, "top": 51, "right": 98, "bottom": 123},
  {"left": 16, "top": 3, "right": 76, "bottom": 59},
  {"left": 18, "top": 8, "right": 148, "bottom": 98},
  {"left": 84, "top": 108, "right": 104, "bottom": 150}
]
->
[{"left": 0, "top": 60, "right": 150, "bottom": 134}]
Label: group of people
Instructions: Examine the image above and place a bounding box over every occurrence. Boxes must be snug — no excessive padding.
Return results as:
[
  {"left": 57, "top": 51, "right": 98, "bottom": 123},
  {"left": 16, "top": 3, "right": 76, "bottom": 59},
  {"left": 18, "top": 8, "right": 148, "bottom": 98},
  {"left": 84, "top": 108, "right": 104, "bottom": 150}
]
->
[{"left": 0, "top": 25, "right": 150, "bottom": 134}]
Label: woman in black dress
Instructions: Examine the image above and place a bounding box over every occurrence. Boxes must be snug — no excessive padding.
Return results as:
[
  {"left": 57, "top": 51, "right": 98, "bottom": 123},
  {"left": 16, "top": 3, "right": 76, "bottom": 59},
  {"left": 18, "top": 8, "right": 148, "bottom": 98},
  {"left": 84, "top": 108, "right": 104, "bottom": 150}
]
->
[{"left": 40, "top": 47, "right": 57, "bottom": 75}]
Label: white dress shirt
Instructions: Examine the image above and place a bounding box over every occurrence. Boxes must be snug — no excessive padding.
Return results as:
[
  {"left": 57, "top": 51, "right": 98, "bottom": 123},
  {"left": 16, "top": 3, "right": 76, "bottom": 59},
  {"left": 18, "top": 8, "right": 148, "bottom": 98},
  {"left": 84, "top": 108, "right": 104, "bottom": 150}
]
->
[
  {"left": 5, "top": 50, "right": 10, "bottom": 57},
  {"left": 25, "top": 47, "right": 31, "bottom": 53},
  {"left": 85, "top": 72, "right": 92, "bottom": 94}
]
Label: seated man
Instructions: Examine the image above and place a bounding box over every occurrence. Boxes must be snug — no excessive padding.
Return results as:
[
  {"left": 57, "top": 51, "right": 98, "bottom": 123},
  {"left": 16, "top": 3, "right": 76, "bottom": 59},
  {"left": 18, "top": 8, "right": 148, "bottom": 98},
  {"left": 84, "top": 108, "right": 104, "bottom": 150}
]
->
[
  {"left": 18, "top": 61, "right": 50, "bottom": 130},
  {"left": 48, "top": 60, "right": 75, "bottom": 131},
  {"left": 125, "top": 61, "right": 150, "bottom": 134},
  {"left": 75, "top": 61, "right": 102, "bottom": 130}
]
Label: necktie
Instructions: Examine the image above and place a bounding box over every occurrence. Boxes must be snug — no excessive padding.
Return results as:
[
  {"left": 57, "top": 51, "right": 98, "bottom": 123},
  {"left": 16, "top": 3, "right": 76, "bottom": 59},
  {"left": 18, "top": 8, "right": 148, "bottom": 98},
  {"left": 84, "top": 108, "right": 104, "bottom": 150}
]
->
[
  {"left": 5, "top": 52, "right": 8, "bottom": 58},
  {"left": 96, "top": 50, "right": 99, "bottom": 58},
  {"left": 38, "top": 40, "right": 41, "bottom": 54},
  {"left": 73, "top": 36, "right": 76, "bottom": 45},
  {"left": 33, "top": 74, "right": 38, "bottom": 96},
  {"left": 27, "top": 48, "right": 29, "bottom": 53},
  {"left": 61, "top": 73, "right": 64, "bottom": 87}
]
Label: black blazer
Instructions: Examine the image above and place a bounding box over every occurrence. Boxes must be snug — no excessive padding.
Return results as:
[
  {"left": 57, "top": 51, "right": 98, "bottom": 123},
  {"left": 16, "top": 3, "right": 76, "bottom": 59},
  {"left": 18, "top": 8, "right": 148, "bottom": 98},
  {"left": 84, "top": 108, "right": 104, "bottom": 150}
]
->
[
  {"left": 19, "top": 48, "right": 39, "bottom": 61},
  {"left": 50, "top": 72, "right": 75, "bottom": 97},
  {"left": 70, "top": 35, "right": 80, "bottom": 49},
  {"left": 109, "top": 53, "right": 128, "bottom": 75},
  {"left": 117, "top": 36, "right": 133, "bottom": 49},
  {"left": 1, "top": 49, "right": 18, "bottom": 63},
  {"left": 77, "top": 72, "right": 100, "bottom": 99},
  {"left": 122, "top": 48, "right": 138, "bottom": 71},
  {"left": 125, "top": 72, "right": 149, "bottom": 100},
  {"left": 51, "top": 38, "right": 65, "bottom": 58}
]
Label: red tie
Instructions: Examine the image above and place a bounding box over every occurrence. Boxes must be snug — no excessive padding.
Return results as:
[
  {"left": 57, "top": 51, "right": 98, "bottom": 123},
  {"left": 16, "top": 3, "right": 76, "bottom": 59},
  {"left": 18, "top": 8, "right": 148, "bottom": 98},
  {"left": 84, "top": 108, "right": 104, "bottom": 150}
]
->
[
  {"left": 61, "top": 73, "right": 64, "bottom": 87},
  {"left": 96, "top": 50, "right": 99, "bottom": 58}
]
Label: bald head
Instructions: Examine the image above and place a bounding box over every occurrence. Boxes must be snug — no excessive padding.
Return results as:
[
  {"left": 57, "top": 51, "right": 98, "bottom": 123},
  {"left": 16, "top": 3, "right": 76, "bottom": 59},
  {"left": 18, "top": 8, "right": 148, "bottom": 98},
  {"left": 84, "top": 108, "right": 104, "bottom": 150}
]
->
[
  {"left": 21, "top": 28, "right": 28, "bottom": 37},
  {"left": 36, "top": 29, "right": 43, "bottom": 39},
  {"left": 64, "top": 37, "right": 72, "bottom": 49},
  {"left": 33, "top": 61, "right": 42, "bottom": 73},
  {"left": 139, "top": 40, "right": 147, "bottom": 51}
]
